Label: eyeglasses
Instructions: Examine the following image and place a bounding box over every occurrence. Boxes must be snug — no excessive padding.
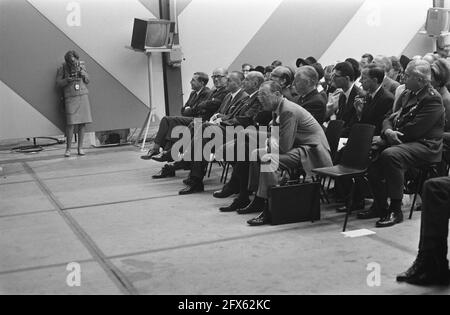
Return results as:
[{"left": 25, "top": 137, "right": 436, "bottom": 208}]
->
[{"left": 212, "top": 75, "right": 226, "bottom": 79}]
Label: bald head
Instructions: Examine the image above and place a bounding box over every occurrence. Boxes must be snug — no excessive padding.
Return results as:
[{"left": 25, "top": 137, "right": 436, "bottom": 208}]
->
[
  {"left": 212, "top": 67, "right": 229, "bottom": 89},
  {"left": 243, "top": 71, "right": 265, "bottom": 94},
  {"left": 374, "top": 55, "right": 392, "bottom": 73},
  {"left": 270, "top": 66, "right": 294, "bottom": 87}
]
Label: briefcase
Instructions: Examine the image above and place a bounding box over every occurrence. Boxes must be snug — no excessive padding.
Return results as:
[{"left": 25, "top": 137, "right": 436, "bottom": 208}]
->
[{"left": 268, "top": 182, "right": 321, "bottom": 225}]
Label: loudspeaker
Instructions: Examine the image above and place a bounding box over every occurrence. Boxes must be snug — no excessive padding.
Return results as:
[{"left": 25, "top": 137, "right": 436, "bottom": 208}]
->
[
  {"left": 131, "top": 18, "right": 175, "bottom": 51},
  {"left": 425, "top": 8, "right": 450, "bottom": 36}
]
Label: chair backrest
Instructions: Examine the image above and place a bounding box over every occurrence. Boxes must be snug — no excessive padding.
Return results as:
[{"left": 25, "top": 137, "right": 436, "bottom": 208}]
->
[
  {"left": 325, "top": 120, "right": 345, "bottom": 160},
  {"left": 341, "top": 123, "right": 375, "bottom": 170}
]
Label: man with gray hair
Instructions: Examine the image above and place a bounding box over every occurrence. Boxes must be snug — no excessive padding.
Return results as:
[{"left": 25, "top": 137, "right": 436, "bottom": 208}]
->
[
  {"left": 368, "top": 60, "right": 445, "bottom": 228},
  {"left": 294, "top": 66, "right": 326, "bottom": 124}
]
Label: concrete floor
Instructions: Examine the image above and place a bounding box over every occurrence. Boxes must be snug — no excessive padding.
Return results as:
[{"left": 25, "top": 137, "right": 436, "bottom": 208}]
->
[{"left": 0, "top": 143, "right": 449, "bottom": 295}]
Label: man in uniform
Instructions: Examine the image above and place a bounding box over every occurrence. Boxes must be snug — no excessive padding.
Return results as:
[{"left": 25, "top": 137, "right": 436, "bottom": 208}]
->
[{"left": 364, "top": 60, "right": 445, "bottom": 228}]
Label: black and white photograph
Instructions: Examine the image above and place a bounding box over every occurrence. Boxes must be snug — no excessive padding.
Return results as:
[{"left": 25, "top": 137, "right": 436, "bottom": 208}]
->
[{"left": 0, "top": 0, "right": 449, "bottom": 298}]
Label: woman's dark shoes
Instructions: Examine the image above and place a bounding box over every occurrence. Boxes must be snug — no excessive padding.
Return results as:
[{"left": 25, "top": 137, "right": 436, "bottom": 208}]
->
[
  {"left": 141, "top": 148, "right": 160, "bottom": 160},
  {"left": 375, "top": 211, "right": 403, "bottom": 228},
  {"left": 213, "top": 186, "right": 239, "bottom": 199},
  {"left": 237, "top": 197, "right": 266, "bottom": 215},
  {"left": 152, "top": 151, "right": 174, "bottom": 163},
  {"left": 219, "top": 198, "right": 250, "bottom": 212},
  {"left": 397, "top": 253, "right": 450, "bottom": 286},
  {"left": 247, "top": 212, "right": 269, "bottom": 226},
  {"left": 152, "top": 164, "right": 175, "bottom": 179},
  {"left": 179, "top": 180, "right": 204, "bottom": 195}
]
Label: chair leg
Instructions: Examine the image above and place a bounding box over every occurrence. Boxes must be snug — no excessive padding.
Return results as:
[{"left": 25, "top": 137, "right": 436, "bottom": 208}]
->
[
  {"left": 409, "top": 169, "right": 427, "bottom": 220},
  {"left": 343, "top": 178, "right": 356, "bottom": 232},
  {"left": 364, "top": 175, "right": 379, "bottom": 215},
  {"left": 207, "top": 161, "right": 213, "bottom": 178},
  {"left": 223, "top": 163, "right": 230, "bottom": 183}
]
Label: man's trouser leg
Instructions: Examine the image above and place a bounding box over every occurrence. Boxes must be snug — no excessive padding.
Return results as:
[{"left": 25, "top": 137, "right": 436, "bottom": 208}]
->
[{"left": 419, "top": 177, "right": 450, "bottom": 257}]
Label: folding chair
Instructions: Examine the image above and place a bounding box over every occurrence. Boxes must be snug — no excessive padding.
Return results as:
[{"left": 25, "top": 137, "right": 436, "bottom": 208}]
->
[{"left": 312, "top": 124, "right": 375, "bottom": 232}]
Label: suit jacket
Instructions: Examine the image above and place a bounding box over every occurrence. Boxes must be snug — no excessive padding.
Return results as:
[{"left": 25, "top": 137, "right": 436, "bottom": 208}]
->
[
  {"left": 336, "top": 84, "right": 365, "bottom": 136},
  {"left": 217, "top": 89, "right": 249, "bottom": 116},
  {"left": 382, "top": 76, "right": 400, "bottom": 96},
  {"left": 360, "top": 87, "right": 394, "bottom": 136},
  {"left": 221, "top": 92, "right": 263, "bottom": 127},
  {"left": 382, "top": 85, "right": 445, "bottom": 153},
  {"left": 194, "top": 86, "right": 228, "bottom": 120},
  {"left": 181, "top": 87, "right": 212, "bottom": 117},
  {"left": 296, "top": 89, "right": 326, "bottom": 125},
  {"left": 274, "top": 99, "right": 332, "bottom": 174}
]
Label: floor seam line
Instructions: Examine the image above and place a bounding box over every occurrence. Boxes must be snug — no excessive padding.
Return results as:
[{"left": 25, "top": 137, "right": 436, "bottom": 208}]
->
[{"left": 21, "top": 162, "right": 138, "bottom": 295}]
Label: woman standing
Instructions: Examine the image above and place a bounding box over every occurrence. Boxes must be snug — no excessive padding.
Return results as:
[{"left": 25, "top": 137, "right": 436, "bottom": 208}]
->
[{"left": 56, "top": 50, "right": 93, "bottom": 157}]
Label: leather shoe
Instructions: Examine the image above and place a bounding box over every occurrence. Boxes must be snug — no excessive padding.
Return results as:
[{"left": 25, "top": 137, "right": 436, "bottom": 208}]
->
[
  {"left": 213, "top": 186, "right": 238, "bottom": 199},
  {"left": 375, "top": 211, "right": 403, "bottom": 228},
  {"left": 152, "top": 151, "right": 174, "bottom": 163},
  {"left": 247, "top": 212, "right": 269, "bottom": 226},
  {"left": 179, "top": 181, "right": 204, "bottom": 195},
  {"left": 397, "top": 253, "right": 450, "bottom": 286},
  {"left": 152, "top": 164, "right": 175, "bottom": 179},
  {"left": 219, "top": 198, "right": 250, "bottom": 212},
  {"left": 237, "top": 197, "right": 266, "bottom": 215}
]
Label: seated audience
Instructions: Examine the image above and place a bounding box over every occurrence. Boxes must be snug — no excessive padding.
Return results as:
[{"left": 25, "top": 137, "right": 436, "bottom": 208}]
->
[
  {"left": 264, "top": 65, "right": 275, "bottom": 81},
  {"left": 179, "top": 71, "right": 254, "bottom": 195},
  {"left": 240, "top": 81, "right": 332, "bottom": 226},
  {"left": 363, "top": 60, "right": 445, "bottom": 228},
  {"left": 148, "top": 69, "right": 229, "bottom": 178},
  {"left": 295, "top": 66, "right": 326, "bottom": 124},
  {"left": 397, "top": 176, "right": 450, "bottom": 286}
]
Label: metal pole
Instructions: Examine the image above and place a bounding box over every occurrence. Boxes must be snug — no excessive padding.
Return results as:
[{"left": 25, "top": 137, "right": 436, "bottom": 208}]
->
[{"left": 140, "top": 52, "right": 154, "bottom": 151}]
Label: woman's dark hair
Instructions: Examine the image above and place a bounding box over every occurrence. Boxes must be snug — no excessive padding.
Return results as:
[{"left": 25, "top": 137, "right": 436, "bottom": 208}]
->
[{"left": 64, "top": 50, "right": 79, "bottom": 64}]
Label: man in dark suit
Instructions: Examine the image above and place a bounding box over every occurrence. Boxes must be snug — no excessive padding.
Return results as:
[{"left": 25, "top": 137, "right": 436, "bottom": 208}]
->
[
  {"left": 143, "top": 69, "right": 227, "bottom": 160},
  {"left": 358, "top": 64, "right": 394, "bottom": 135},
  {"left": 365, "top": 60, "right": 445, "bottom": 227},
  {"left": 243, "top": 81, "right": 332, "bottom": 225},
  {"left": 396, "top": 176, "right": 450, "bottom": 286},
  {"left": 179, "top": 71, "right": 249, "bottom": 195},
  {"left": 180, "top": 73, "right": 212, "bottom": 117},
  {"left": 212, "top": 72, "right": 268, "bottom": 211},
  {"left": 333, "top": 62, "right": 365, "bottom": 137},
  {"left": 336, "top": 64, "right": 395, "bottom": 214},
  {"left": 295, "top": 65, "right": 326, "bottom": 124},
  {"left": 149, "top": 69, "right": 229, "bottom": 178}
]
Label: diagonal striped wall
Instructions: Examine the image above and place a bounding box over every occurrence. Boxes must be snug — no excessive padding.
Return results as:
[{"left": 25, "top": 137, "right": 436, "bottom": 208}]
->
[{"left": 0, "top": 0, "right": 435, "bottom": 141}]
